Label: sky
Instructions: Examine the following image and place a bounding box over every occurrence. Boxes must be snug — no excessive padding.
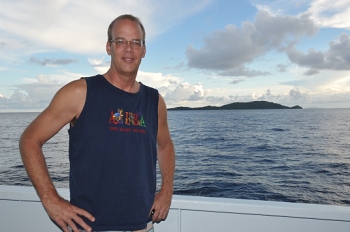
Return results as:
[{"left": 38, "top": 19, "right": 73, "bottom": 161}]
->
[{"left": 0, "top": 0, "right": 350, "bottom": 112}]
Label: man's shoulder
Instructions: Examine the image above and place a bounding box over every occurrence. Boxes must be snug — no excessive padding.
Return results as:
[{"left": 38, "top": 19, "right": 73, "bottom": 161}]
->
[
  {"left": 140, "top": 82, "right": 159, "bottom": 94},
  {"left": 81, "top": 74, "right": 102, "bottom": 82}
]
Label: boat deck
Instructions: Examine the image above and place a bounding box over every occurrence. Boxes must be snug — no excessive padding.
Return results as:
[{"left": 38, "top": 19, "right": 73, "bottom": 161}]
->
[{"left": 1, "top": 185, "right": 350, "bottom": 231}]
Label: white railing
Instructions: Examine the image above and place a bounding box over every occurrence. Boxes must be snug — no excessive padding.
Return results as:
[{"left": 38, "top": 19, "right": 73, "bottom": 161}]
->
[{"left": 1, "top": 185, "right": 350, "bottom": 231}]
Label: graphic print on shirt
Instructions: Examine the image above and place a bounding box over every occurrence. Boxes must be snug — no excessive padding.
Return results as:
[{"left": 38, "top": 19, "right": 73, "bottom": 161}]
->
[{"left": 109, "top": 109, "right": 146, "bottom": 134}]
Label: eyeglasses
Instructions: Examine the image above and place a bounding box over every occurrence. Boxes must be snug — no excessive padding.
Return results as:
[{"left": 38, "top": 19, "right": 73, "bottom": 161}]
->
[{"left": 110, "top": 38, "right": 145, "bottom": 48}]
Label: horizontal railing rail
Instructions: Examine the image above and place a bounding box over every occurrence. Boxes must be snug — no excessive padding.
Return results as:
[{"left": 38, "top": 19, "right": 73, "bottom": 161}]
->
[{"left": 1, "top": 185, "right": 350, "bottom": 232}]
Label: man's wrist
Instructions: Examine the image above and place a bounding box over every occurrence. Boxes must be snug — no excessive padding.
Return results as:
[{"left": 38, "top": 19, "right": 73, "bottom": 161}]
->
[{"left": 160, "top": 185, "right": 174, "bottom": 195}]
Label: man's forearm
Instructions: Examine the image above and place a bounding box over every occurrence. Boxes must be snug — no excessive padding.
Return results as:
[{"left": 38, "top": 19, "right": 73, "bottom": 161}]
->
[
  {"left": 19, "top": 136, "right": 59, "bottom": 203},
  {"left": 151, "top": 141, "right": 175, "bottom": 222},
  {"left": 158, "top": 141, "right": 175, "bottom": 192}
]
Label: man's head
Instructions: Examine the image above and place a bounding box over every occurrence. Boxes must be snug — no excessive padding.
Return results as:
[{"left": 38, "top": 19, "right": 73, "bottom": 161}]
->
[
  {"left": 106, "top": 15, "right": 146, "bottom": 77},
  {"left": 108, "top": 14, "right": 146, "bottom": 42}
]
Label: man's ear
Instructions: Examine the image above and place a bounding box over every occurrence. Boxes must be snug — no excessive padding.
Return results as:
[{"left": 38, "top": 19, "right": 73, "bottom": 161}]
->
[
  {"left": 106, "top": 41, "right": 111, "bottom": 55},
  {"left": 142, "top": 46, "right": 146, "bottom": 58}
]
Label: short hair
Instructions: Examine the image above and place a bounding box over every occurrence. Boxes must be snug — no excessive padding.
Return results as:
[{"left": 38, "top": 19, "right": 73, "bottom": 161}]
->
[{"left": 107, "top": 14, "right": 146, "bottom": 41}]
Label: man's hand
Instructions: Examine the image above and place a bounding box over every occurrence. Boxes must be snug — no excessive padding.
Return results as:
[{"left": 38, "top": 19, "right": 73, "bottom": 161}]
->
[
  {"left": 150, "top": 189, "right": 173, "bottom": 222},
  {"left": 43, "top": 196, "right": 95, "bottom": 232}
]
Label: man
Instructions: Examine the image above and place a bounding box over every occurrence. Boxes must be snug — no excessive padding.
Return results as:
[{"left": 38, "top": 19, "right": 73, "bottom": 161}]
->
[{"left": 19, "top": 14, "right": 175, "bottom": 232}]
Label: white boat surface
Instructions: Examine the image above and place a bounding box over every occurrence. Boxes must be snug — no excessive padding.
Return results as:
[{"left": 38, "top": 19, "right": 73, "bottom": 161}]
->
[{"left": 1, "top": 185, "right": 350, "bottom": 231}]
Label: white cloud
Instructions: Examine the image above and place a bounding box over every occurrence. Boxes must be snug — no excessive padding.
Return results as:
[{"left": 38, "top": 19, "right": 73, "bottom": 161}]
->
[
  {"left": 29, "top": 57, "right": 77, "bottom": 66},
  {"left": 13, "top": 80, "right": 63, "bottom": 109},
  {"left": 313, "top": 70, "right": 350, "bottom": 94},
  {"left": 0, "top": 1, "right": 147, "bottom": 54},
  {"left": 186, "top": 10, "right": 317, "bottom": 77},
  {"left": 9, "top": 90, "right": 27, "bottom": 104},
  {"left": 0, "top": 0, "right": 214, "bottom": 55},
  {"left": 307, "top": 0, "right": 350, "bottom": 29},
  {"left": 37, "top": 75, "right": 51, "bottom": 84},
  {"left": 0, "top": 69, "right": 184, "bottom": 110},
  {"left": 327, "top": 76, "right": 350, "bottom": 93},
  {"left": 184, "top": 4, "right": 350, "bottom": 106},
  {"left": 88, "top": 58, "right": 105, "bottom": 66},
  {"left": 88, "top": 57, "right": 109, "bottom": 74},
  {"left": 252, "top": 0, "right": 350, "bottom": 29},
  {"left": 285, "top": 33, "right": 350, "bottom": 74},
  {"left": 1, "top": 68, "right": 349, "bottom": 110},
  {"left": 137, "top": 71, "right": 181, "bottom": 90},
  {"left": 1, "top": 0, "right": 349, "bottom": 110},
  {"left": 0, "top": 72, "right": 85, "bottom": 110},
  {"left": 166, "top": 83, "right": 205, "bottom": 100}
]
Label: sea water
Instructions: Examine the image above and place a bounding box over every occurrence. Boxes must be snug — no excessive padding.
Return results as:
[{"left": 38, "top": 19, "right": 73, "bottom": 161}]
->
[{"left": 1, "top": 109, "right": 349, "bottom": 206}]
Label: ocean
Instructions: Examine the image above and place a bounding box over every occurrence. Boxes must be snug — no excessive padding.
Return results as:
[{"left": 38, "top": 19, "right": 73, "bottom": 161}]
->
[{"left": 1, "top": 109, "right": 350, "bottom": 206}]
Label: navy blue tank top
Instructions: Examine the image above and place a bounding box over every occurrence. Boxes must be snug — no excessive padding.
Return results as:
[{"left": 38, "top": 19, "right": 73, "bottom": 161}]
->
[{"left": 68, "top": 75, "right": 159, "bottom": 231}]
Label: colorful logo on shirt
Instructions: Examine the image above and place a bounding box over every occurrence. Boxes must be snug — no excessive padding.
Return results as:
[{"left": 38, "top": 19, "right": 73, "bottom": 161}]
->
[{"left": 109, "top": 109, "right": 146, "bottom": 127}]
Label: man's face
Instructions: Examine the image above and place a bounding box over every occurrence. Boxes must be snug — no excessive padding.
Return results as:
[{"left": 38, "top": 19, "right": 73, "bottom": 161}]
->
[{"left": 107, "top": 19, "right": 146, "bottom": 77}]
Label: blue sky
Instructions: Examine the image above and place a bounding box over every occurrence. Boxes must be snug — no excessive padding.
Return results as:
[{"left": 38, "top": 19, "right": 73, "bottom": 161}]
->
[{"left": 0, "top": 0, "right": 350, "bottom": 111}]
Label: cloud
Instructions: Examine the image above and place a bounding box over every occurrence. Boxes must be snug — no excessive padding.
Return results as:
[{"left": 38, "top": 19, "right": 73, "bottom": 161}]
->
[
  {"left": 1, "top": 69, "right": 349, "bottom": 110},
  {"left": 288, "top": 87, "right": 310, "bottom": 101},
  {"left": 312, "top": 94, "right": 350, "bottom": 106},
  {"left": 249, "top": 87, "right": 350, "bottom": 108},
  {"left": 285, "top": 33, "right": 350, "bottom": 75},
  {"left": 0, "top": 84, "right": 60, "bottom": 110},
  {"left": 0, "top": 69, "right": 185, "bottom": 110},
  {"left": 29, "top": 57, "right": 77, "bottom": 66},
  {"left": 164, "top": 62, "right": 187, "bottom": 71},
  {"left": 219, "top": 66, "right": 272, "bottom": 77},
  {"left": 139, "top": 71, "right": 180, "bottom": 85},
  {"left": 304, "top": 69, "right": 319, "bottom": 76},
  {"left": 88, "top": 57, "right": 110, "bottom": 74},
  {"left": 193, "top": 87, "right": 312, "bottom": 108},
  {"left": 161, "top": 82, "right": 312, "bottom": 108},
  {"left": 0, "top": 72, "right": 84, "bottom": 110},
  {"left": 13, "top": 75, "right": 63, "bottom": 109},
  {"left": 148, "top": 0, "right": 214, "bottom": 36},
  {"left": 0, "top": 0, "right": 214, "bottom": 55},
  {"left": 229, "top": 79, "right": 245, "bottom": 85},
  {"left": 186, "top": 10, "right": 317, "bottom": 77},
  {"left": 166, "top": 83, "right": 205, "bottom": 101},
  {"left": 253, "top": 88, "right": 309, "bottom": 104},
  {"left": 1, "top": 0, "right": 349, "bottom": 110},
  {"left": 0, "top": 1, "right": 148, "bottom": 54},
  {"left": 252, "top": 0, "right": 350, "bottom": 29},
  {"left": 0, "top": 94, "right": 9, "bottom": 109},
  {"left": 307, "top": 0, "right": 350, "bottom": 29},
  {"left": 277, "top": 63, "right": 289, "bottom": 72}
]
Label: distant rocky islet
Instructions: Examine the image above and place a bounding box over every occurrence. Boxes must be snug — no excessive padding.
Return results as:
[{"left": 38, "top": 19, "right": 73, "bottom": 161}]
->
[{"left": 168, "top": 101, "right": 302, "bottom": 110}]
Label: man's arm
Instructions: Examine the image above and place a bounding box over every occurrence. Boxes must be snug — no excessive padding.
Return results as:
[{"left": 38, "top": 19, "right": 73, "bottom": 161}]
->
[
  {"left": 19, "top": 79, "right": 95, "bottom": 232},
  {"left": 151, "top": 94, "right": 175, "bottom": 222}
]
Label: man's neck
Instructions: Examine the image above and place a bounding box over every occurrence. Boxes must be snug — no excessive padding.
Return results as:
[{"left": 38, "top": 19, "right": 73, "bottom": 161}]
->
[{"left": 103, "top": 71, "right": 140, "bottom": 93}]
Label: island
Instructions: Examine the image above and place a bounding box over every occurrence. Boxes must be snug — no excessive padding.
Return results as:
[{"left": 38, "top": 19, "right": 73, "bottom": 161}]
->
[{"left": 168, "top": 101, "right": 302, "bottom": 110}]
